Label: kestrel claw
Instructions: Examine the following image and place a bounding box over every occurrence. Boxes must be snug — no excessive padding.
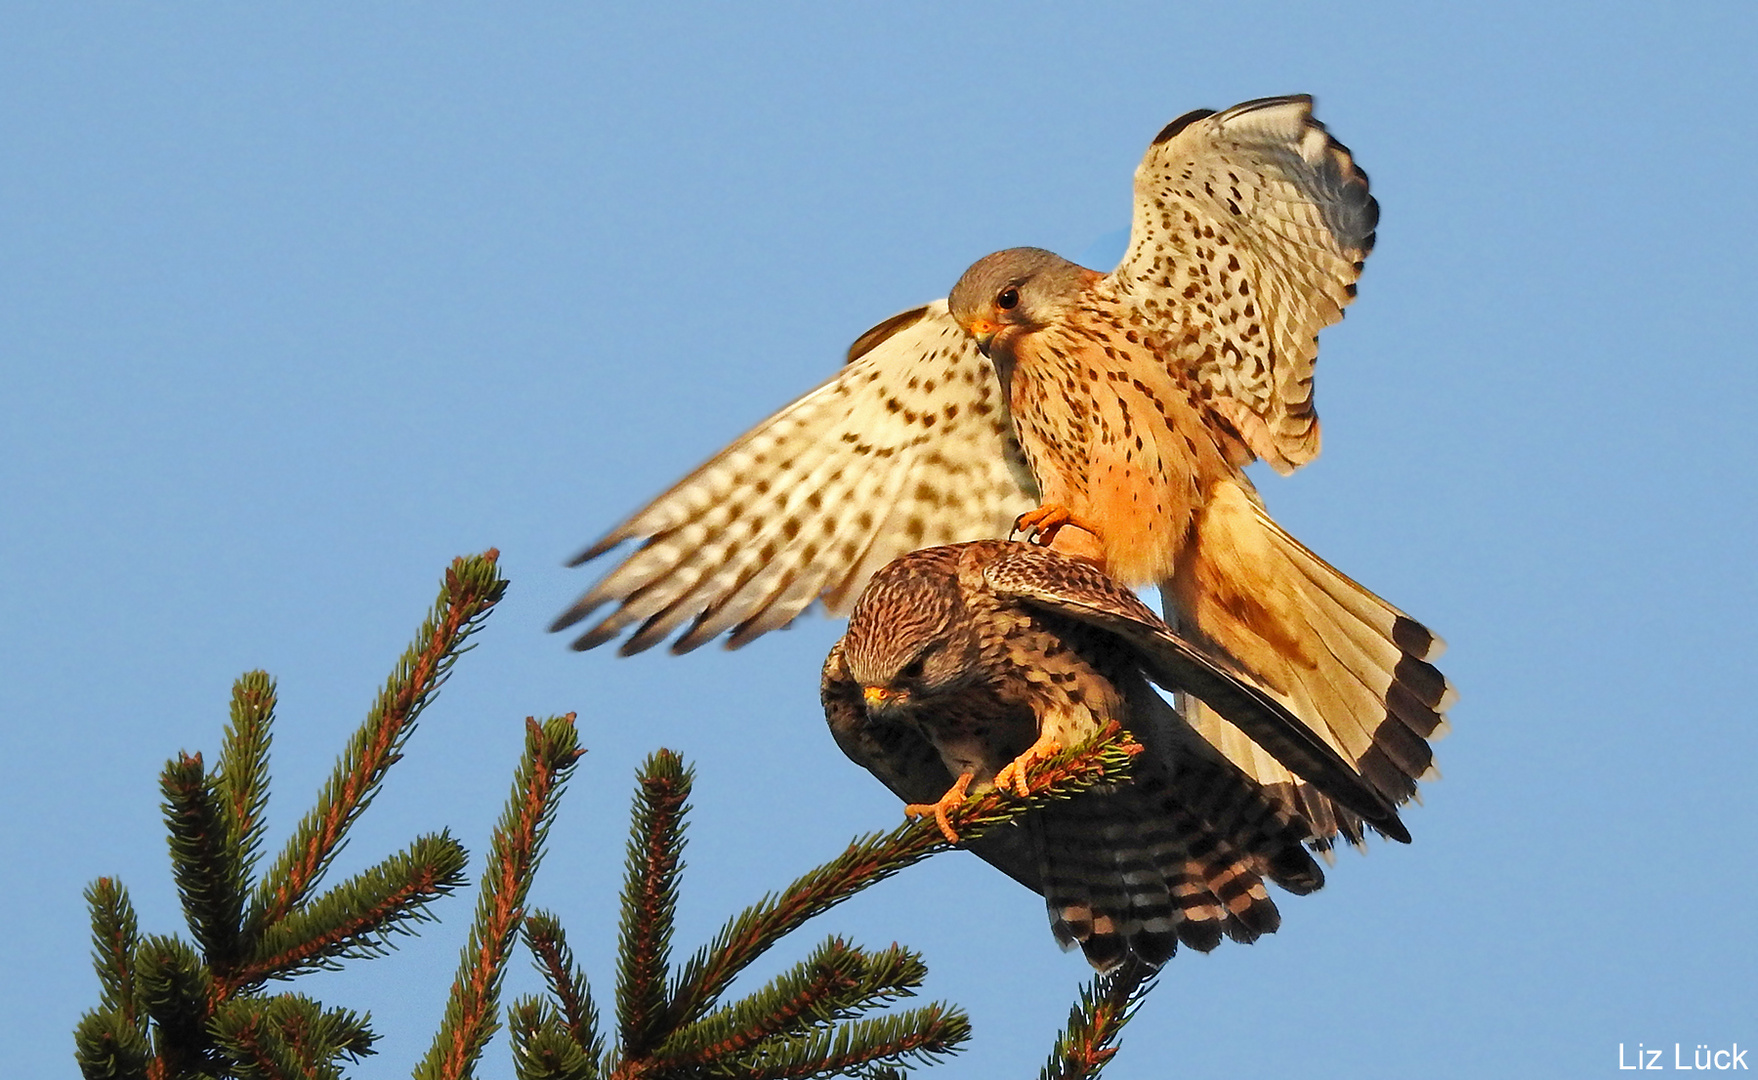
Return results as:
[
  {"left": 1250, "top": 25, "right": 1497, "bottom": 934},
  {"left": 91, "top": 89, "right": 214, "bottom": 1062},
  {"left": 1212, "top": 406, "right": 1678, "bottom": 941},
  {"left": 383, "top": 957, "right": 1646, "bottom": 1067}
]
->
[
  {"left": 992, "top": 731, "right": 1063, "bottom": 798},
  {"left": 904, "top": 772, "right": 974, "bottom": 845},
  {"left": 1011, "top": 505, "right": 1102, "bottom": 549}
]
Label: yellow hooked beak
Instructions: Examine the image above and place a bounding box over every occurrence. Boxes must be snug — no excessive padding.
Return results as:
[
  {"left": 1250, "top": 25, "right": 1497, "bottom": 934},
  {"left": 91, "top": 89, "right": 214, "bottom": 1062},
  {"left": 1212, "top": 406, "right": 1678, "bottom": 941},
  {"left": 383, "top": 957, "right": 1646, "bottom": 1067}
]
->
[
  {"left": 965, "top": 317, "right": 1000, "bottom": 354},
  {"left": 863, "top": 685, "right": 901, "bottom": 710}
]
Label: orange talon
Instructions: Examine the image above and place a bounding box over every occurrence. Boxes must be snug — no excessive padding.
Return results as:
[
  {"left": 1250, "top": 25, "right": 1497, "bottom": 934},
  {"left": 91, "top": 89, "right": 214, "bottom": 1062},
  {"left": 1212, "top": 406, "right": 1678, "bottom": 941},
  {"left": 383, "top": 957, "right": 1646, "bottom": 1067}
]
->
[
  {"left": 993, "top": 731, "right": 1063, "bottom": 798},
  {"left": 905, "top": 772, "right": 975, "bottom": 844},
  {"left": 1012, "top": 504, "right": 1102, "bottom": 548}
]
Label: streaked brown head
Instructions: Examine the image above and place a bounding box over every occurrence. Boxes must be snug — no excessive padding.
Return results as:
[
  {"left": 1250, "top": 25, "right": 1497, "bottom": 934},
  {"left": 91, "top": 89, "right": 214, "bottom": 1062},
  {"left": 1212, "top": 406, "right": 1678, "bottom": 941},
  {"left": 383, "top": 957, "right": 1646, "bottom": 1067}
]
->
[{"left": 840, "top": 546, "right": 983, "bottom": 714}]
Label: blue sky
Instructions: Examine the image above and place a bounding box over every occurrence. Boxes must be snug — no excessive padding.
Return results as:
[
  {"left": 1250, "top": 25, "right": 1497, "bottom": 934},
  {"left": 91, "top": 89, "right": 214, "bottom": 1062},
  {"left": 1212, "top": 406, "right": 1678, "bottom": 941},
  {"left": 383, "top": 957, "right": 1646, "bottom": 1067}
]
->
[{"left": 4, "top": 4, "right": 1755, "bottom": 1077}]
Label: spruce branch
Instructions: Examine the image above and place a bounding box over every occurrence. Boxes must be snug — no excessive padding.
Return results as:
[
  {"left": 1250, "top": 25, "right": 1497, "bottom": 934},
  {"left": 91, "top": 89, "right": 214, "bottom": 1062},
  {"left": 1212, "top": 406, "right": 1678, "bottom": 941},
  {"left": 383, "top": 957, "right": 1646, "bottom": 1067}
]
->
[
  {"left": 614, "top": 751, "right": 691, "bottom": 1060},
  {"left": 711, "top": 1004, "right": 971, "bottom": 1079},
  {"left": 210, "top": 994, "right": 376, "bottom": 1080},
  {"left": 251, "top": 551, "right": 507, "bottom": 934},
  {"left": 134, "top": 934, "right": 217, "bottom": 1077},
  {"left": 216, "top": 672, "right": 276, "bottom": 890},
  {"left": 86, "top": 878, "right": 143, "bottom": 1023},
  {"left": 162, "top": 752, "right": 249, "bottom": 973},
  {"left": 418, "top": 714, "right": 585, "bottom": 1080},
  {"left": 1037, "top": 957, "right": 1157, "bottom": 1080},
  {"left": 653, "top": 938, "right": 928, "bottom": 1073},
  {"left": 523, "top": 912, "right": 604, "bottom": 1066},
  {"left": 77, "top": 551, "right": 559, "bottom": 1080},
  {"left": 75, "top": 544, "right": 1168, "bottom": 1079},
  {"left": 508, "top": 999, "right": 598, "bottom": 1080},
  {"left": 240, "top": 832, "right": 469, "bottom": 985},
  {"left": 666, "top": 724, "right": 1141, "bottom": 1031},
  {"left": 72, "top": 1007, "right": 152, "bottom": 1080},
  {"left": 78, "top": 880, "right": 151, "bottom": 1079}
]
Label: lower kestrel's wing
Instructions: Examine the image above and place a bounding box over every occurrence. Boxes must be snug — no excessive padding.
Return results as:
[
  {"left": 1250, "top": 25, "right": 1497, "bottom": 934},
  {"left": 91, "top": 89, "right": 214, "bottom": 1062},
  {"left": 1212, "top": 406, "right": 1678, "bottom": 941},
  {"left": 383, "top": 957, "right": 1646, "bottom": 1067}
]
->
[
  {"left": 553, "top": 301, "right": 1039, "bottom": 654},
  {"left": 1114, "top": 95, "right": 1378, "bottom": 472},
  {"left": 1176, "top": 696, "right": 1368, "bottom": 852},
  {"left": 819, "top": 642, "right": 1043, "bottom": 893},
  {"left": 979, "top": 543, "right": 1408, "bottom": 843}
]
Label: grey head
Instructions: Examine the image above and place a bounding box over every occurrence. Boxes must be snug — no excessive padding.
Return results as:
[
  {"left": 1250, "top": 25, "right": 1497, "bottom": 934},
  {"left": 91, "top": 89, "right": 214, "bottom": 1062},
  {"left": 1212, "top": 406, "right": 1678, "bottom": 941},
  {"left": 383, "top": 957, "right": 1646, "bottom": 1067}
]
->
[
  {"left": 840, "top": 547, "right": 985, "bottom": 714},
  {"left": 946, "top": 247, "right": 1093, "bottom": 357}
]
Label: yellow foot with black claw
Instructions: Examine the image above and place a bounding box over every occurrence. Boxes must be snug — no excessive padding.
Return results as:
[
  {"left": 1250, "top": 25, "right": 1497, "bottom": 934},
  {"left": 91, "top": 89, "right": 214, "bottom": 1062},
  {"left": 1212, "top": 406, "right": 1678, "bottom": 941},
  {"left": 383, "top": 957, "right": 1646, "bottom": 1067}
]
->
[
  {"left": 993, "top": 732, "right": 1063, "bottom": 798},
  {"left": 905, "top": 772, "right": 975, "bottom": 844}
]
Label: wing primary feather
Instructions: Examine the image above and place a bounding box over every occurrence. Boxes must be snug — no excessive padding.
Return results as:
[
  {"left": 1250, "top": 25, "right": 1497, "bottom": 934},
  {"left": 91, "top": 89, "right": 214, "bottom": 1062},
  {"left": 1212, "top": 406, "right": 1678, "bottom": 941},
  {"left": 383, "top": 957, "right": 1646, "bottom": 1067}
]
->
[{"left": 554, "top": 302, "right": 1037, "bottom": 652}]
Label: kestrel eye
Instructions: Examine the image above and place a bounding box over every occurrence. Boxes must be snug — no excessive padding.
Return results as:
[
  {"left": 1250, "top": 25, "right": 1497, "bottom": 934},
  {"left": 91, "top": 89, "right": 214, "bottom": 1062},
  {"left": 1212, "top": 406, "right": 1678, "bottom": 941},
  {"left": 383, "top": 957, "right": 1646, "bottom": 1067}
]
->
[
  {"left": 899, "top": 657, "right": 926, "bottom": 681},
  {"left": 996, "top": 287, "right": 1020, "bottom": 310}
]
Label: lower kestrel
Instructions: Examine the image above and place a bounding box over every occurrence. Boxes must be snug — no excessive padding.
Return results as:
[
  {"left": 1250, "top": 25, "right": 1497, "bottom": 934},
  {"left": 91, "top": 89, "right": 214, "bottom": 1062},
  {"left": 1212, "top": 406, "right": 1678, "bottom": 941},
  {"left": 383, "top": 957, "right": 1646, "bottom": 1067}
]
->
[
  {"left": 822, "top": 541, "right": 1423, "bottom": 970},
  {"left": 556, "top": 94, "right": 1452, "bottom": 845}
]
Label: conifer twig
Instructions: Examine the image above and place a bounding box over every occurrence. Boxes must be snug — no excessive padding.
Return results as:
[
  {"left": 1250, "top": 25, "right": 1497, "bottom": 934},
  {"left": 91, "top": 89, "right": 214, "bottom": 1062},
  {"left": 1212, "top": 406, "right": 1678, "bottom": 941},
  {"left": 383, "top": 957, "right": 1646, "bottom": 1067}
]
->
[
  {"left": 652, "top": 938, "right": 929, "bottom": 1071},
  {"left": 73, "top": 880, "right": 151, "bottom": 1080},
  {"left": 243, "top": 833, "right": 468, "bottom": 982},
  {"left": 86, "top": 879, "right": 142, "bottom": 1023},
  {"left": 507, "top": 997, "right": 598, "bottom": 1080},
  {"left": 162, "top": 752, "right": 249, "bottom": 974},
  {"left": 134, "top": 935, "right": 215, "bottom": 1077},
  {"left": 216, "top": 673, "right": 276, "bottom": 893},
  {"left": 523, "top": 913, "right": 604, "bottom": 1064},
  {"left": 210, "top": 993, "right": 376, "bottom": 1079},
  {"left": 1038, "top": 956, "right": 1157, "bottom": 1080},
  {"left": 615, "top": 751, "right": 691, "bottom": 1060},
  {"left": 418, "top": 714, "right": 585, "bottom": 1080},
  {"left": 77, "top": 551, "right": 545, "bottom": 1080},
  {"left": 250, "top": 551, "right": 507, "bottom": 936}
]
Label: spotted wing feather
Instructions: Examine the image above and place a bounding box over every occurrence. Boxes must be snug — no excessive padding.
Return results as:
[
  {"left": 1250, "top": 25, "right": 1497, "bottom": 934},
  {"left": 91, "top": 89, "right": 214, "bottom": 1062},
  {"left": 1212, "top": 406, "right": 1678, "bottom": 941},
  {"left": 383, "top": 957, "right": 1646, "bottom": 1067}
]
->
[
  {"left": 1115, "top": 94, "right": 1377, "bottom": 472},
  {"left": 554, "top": 301, "right": 1039, "bottom": 653}
]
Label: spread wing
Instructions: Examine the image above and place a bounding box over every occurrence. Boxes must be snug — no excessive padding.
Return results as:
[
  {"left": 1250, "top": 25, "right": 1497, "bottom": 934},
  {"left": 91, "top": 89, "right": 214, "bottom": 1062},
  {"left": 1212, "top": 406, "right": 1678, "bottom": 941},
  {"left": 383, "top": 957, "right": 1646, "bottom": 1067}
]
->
[
  {"left": 1113, "top": 94, "right": 1378, "bottom": 472},
  {"left": 979, "top": 543, "right": 1408, "bottom": 843},
  {"left": 554, "top": 301, "right": 1039, "bottom": 654}
]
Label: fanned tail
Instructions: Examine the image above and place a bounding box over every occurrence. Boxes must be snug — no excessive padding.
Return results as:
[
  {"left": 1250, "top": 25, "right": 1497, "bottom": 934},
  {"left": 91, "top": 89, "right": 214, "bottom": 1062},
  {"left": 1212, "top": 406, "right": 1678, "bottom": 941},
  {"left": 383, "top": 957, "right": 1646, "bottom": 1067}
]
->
[
  {"left": 1170, "top": 479, "right": 1455, "bottom": 847},
  {"left": 1033, "top": 761, "right": 1316, "bottom": 971}
]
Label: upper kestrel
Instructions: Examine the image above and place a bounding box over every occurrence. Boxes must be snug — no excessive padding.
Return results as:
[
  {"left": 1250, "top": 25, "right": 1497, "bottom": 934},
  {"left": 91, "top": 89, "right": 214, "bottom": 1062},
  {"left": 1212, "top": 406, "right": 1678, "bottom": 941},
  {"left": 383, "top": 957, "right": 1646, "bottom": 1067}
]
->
[
  {"left": 557, "top": 95, "right": 1452, "bottom": 839},
  {"left": 822, "top": 541, "right": 1415, "bottom": 970}
]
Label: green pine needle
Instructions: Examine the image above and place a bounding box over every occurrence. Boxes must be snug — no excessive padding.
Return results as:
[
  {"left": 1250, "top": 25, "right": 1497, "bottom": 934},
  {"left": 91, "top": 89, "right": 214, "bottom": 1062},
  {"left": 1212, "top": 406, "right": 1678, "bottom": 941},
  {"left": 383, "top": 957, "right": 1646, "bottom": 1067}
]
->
[
  {"left": 523, "top": 911, "right": 604, "bottom": 1066},
  {"left": 508, "top": 998, "right": 599, "bottom": 1080},
  {"left": 615, "top": 749, "right": 692, "bottom": 1059},
  {"left": 84, "top": 878, "right": 142, "bottom": 1024},
  {"left": 250, "top": 551, "right": 508, "bottom": 935},
  {"left": 418, "top": 714, "right": 584, "bottom": 1080},
  {"left": 244, "top": 832, "right": 469, "bottom": 984},
  {"left": 713, "top": 1003, "right": 972, "bottom": 1079},
  {"left": 1037, "top": 957, "right": 1157, "bottom": 1080},
  {"left": 656, "top": 938, "right": 929, "bottom": 1070},
  {"left": 216, "top": 672, "right": 276, "bottom": 892}
]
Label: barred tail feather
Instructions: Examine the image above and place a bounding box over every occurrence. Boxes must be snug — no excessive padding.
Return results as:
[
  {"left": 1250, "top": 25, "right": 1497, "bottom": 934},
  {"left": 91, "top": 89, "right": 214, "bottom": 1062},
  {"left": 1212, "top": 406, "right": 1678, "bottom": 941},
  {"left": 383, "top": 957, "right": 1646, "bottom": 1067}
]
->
[
  {"left": 1033, "top": 782, "right": 1287, "bottom": 971},
  {"left": 1171, "top": 478, "right": 1454, "bottom": 845}
]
